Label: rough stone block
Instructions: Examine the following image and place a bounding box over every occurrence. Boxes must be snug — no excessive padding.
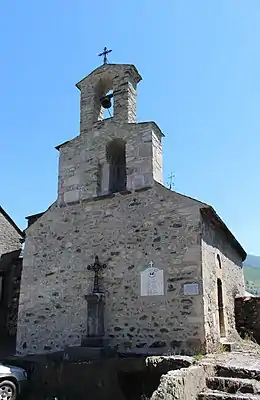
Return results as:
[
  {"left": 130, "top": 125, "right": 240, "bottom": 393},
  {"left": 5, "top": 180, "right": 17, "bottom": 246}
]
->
[
  {"left": 64, "top": 175, "right": 80, "bottom": 187},
  {"left": 64, "top": 190, "right": 80, "bottom": 204},
  {"left": 151, "top": 365, "right": 207, "bottom": 400},
  {"left": 183, "top": 245, "right": 201, "bottom": 263},
  {"left": 146, "top": 355, "right": 196, "bottom": 373}
]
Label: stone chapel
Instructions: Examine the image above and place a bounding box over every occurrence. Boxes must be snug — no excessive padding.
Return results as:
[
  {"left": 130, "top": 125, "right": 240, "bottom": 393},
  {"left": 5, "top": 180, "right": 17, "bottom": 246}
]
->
[{"left": 16, "top": 62, "right": 247, "bottom": 356}]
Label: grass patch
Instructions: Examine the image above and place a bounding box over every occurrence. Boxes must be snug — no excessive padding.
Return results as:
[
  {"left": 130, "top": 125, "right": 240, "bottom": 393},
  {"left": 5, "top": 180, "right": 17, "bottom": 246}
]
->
[{"left": 193, "top": 354, "right": 204, "bottom": 361}]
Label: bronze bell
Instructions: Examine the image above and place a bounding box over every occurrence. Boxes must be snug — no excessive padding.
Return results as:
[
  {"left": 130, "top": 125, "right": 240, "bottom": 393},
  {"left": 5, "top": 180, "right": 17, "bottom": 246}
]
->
[{"left": 100, "top": 93, "right": 113, "bottom": 109}]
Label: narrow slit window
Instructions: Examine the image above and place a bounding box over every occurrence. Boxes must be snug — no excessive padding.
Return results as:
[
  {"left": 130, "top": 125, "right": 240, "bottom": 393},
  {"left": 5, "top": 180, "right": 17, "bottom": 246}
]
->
[{"left": 217, "top": 254, "right": 222, "bottom": 269}]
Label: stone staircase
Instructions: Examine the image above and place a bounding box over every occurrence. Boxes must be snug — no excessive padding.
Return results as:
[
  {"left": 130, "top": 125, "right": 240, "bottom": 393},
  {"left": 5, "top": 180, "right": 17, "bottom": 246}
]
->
[{"left": 198, "top": 354, "right": 260, "bottom": 399}]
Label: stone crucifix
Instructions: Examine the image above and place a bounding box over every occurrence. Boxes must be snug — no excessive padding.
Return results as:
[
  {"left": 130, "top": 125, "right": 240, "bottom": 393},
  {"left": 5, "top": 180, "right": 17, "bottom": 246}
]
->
[{"left": 87, "top": 255, "right": 107, "bottom": 293}]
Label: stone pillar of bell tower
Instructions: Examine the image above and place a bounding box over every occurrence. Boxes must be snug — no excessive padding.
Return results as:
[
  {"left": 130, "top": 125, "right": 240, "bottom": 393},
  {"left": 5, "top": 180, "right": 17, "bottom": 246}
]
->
[
  {"left": 76, "top": 64, "right": 142, "bottom": 132},
  {"left": 113, "top": 74, "right": 138, "bottom": 124}
]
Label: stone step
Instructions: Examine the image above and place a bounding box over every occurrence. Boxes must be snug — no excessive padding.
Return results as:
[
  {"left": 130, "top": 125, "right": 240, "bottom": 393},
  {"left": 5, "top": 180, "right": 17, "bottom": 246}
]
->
[
  {"left": 198, "top": 389, "right": 260, "bottom": 399},
  {"left": 232, "top": 342, "right": 260, "bottom": 355},
  {"left": 207, "top": 377, "right": 260, "bottom": 394},
  {"left": 216, "top": 366, "right": 260, "bottom": 381}
]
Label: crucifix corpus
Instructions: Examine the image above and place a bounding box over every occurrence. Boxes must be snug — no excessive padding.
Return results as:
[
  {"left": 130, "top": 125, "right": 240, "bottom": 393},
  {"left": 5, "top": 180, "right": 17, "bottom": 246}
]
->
[
  {"left": 98, "top": 46, "right": 112, "bottom": 65},
  {"left": 87, "top": 255, "right": 107, "bottom": 293}
]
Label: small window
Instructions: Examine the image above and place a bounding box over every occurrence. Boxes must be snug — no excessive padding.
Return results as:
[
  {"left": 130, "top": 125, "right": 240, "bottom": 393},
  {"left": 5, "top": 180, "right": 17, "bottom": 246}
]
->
[{"left": 217, "top": 254, "right": 222, "bottom": 269}]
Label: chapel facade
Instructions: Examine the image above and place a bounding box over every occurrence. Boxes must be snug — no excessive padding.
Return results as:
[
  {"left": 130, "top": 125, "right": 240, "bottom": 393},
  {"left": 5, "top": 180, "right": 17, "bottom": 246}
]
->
[{"left": 16, "top": 62, "right": 246, "bottom": 356}]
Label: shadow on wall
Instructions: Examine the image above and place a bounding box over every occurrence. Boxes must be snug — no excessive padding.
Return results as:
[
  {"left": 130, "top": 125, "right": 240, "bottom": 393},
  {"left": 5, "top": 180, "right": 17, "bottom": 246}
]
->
[
  {"left": 235, "top": 296, "right": 260, "bottom": 344},
  {"left": 0, "top": 249, "right": 23, "bottom": 342}
]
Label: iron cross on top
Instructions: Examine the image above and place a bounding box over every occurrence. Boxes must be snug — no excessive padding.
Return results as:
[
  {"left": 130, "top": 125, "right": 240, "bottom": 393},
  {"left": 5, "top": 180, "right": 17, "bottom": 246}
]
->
[
  {"left": 87, "top": 255, "right": 107, "bottom": 293},
  {"left": 98, "top": 46, "right": 112, "bottom": 65}
]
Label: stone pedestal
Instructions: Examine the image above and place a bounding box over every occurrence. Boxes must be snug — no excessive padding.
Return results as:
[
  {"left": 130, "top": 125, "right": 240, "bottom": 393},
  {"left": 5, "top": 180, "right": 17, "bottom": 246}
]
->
[{"left": 81, "top": 292, "right": 105, "bottom": 347}]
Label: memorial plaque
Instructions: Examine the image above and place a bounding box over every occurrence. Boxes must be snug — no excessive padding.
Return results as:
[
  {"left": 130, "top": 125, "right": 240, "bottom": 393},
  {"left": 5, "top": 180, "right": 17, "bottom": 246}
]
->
[
  {"left": 183, "top": 283, "right": 199, "bottom": 295},
  {"left": 141, "top": 262, "right": 164, "bottom": 296}
]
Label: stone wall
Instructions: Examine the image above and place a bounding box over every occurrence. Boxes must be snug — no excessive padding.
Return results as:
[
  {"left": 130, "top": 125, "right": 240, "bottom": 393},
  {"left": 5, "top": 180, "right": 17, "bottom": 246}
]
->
[
  {"left": 201, "top": 215, "right": 245, "bottom": 352},
  {"left": 17, "top": 183, "right": 206, "bottom": 356},
  {"left": 235, "top": 296, "right": 260, "bottom": 344},
  {"left": 152, "top": 130, "right": 163, "bottom": 184},
  {"left": 0, "top": 211, "right": 22, "bottom": 257}
]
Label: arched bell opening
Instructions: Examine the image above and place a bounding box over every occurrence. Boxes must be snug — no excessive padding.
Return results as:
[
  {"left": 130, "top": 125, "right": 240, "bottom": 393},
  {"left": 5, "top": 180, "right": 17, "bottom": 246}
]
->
[
  {"left": 96, "top": 76, "right": 114, "bottom": 120},
  {"left": 106, "top": 139, "right": 126, "bottom": 194}
]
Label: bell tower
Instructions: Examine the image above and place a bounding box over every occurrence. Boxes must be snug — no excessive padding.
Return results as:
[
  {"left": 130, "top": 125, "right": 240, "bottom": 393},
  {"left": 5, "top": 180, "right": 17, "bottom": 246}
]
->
[
  {"left": 76, "top": 63, "right": 142, "bottom": 130},
  {"left": 56, "top": 58, "right": 164, "bottom": 206}
]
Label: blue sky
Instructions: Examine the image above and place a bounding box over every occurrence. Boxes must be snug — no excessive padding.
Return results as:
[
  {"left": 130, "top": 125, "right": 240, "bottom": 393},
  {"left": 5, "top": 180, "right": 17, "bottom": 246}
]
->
[{"left": 0, "top": 1, "right": 259, "bottom": 255}]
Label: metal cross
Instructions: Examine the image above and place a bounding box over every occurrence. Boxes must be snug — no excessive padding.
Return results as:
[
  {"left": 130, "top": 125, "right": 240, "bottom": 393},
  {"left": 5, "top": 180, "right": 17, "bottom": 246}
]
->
[
  {"left": 98, "top": 46, "right": 112, "bottom": 65},
  {"left": 168, "top": 172, "right": 175, "bottom": 190},
  {"left": 149, "top": 261, "right": 154, "bottom": 268},
  {"left": 87, "top": 256, "right": 107, "bottom": 293}
]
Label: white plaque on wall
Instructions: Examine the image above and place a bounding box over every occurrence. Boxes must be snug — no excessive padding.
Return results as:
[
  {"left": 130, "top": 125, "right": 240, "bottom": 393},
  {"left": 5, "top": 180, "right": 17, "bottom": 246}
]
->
[
  {"left": 141, "top": 264, "right": 164, "bottom": 296},
  {"left": 183, "top": 283, "right": 199, "bottom": 295}
]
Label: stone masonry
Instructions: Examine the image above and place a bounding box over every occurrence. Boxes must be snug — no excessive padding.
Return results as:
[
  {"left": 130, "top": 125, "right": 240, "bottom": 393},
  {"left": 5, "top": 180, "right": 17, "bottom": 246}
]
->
[
  {"left": 235, "top": 296, "right": 260, "bottom": 344},
  {"left": 16, "top": 62, "right": 246, "bottom": 356}
]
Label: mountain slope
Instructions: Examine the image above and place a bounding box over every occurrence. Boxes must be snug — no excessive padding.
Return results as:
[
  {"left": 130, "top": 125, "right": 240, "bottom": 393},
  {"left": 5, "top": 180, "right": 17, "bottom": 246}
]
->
[
  {"left": 243, "top": 254, "right": 260, "bottom": 294},
  {"left": 245, "top": 254, "right": 260, "bottom": 269}
]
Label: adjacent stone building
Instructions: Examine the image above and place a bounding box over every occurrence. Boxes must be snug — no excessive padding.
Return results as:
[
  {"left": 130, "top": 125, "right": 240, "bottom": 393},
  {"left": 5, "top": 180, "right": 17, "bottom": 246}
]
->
[
  {"left": 0, "top": 207, "right": 23, "bottom": 258},
  {"left": 0, "top": 206, "right": 24, "bottom": 339},
  {"left": 16, "top": 62, "right": 247, "bottom": 356}
]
